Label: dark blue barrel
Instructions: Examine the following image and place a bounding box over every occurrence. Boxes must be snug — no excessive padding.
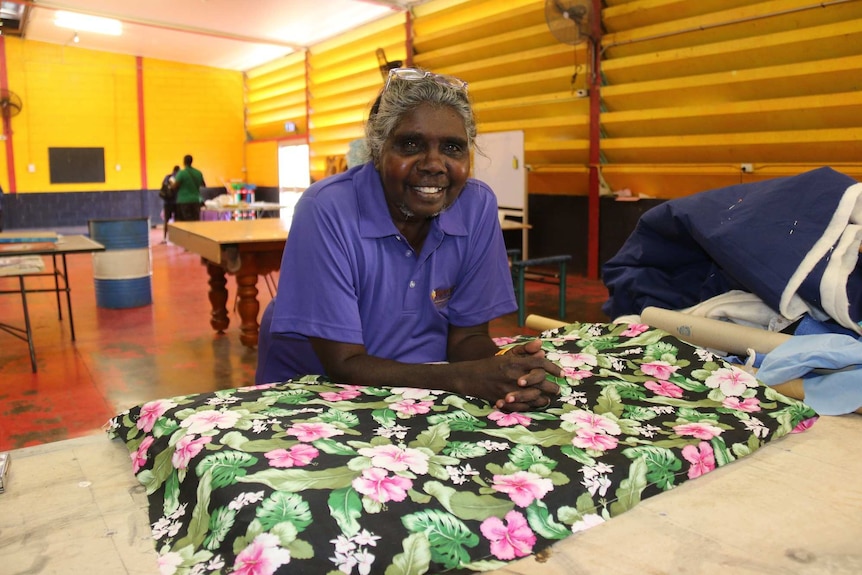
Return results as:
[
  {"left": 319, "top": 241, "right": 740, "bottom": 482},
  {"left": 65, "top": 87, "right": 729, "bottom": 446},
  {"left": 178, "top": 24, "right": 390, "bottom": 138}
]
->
[{"left": 88, "top": 218, "right": 152, "bottom": 308}]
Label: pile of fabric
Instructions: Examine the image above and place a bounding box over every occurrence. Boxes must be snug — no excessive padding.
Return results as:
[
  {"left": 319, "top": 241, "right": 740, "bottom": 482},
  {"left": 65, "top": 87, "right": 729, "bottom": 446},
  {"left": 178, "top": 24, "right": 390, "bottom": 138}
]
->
[{"left": 602, "top": 167, "right": 862, "bottom": 414}]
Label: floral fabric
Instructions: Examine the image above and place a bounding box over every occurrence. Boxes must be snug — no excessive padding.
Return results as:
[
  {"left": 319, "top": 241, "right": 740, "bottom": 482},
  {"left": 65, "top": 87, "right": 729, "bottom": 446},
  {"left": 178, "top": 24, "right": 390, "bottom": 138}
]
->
[{"left": 108, "top": 322, "right": 817, "bottom": 575}]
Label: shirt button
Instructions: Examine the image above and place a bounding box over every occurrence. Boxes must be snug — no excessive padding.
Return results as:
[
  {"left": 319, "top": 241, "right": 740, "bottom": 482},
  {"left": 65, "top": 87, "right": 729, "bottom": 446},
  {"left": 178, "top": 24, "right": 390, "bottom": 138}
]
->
[
  {"left": 409, "top": 280, "right": 416, "bottom": 288},
  {"left": 405, "top": 250, "right": 411, "bottom": 257}
]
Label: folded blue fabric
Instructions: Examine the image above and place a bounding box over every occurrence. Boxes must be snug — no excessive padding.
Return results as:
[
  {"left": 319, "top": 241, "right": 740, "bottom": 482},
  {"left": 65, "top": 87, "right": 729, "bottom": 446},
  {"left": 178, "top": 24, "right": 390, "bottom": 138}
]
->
[
  {"left": 757, "top": 334, "right": 862, "bottom": 415},
  {"left": 793, "top": 314, "right": 860, "bottom": 338}
]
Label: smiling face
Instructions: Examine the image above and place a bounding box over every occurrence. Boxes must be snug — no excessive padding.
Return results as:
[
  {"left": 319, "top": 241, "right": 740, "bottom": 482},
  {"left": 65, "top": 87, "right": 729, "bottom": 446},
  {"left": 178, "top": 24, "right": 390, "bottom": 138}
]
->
[{"left": 377, "top": 103, "right": 471, "bottom": 222}]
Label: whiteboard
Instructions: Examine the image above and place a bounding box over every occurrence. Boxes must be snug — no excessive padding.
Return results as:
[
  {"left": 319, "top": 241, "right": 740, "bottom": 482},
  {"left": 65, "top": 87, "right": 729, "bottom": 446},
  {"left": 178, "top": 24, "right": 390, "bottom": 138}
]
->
[{"left": 473, "top": 130, "right": 525, "bottom": 211}]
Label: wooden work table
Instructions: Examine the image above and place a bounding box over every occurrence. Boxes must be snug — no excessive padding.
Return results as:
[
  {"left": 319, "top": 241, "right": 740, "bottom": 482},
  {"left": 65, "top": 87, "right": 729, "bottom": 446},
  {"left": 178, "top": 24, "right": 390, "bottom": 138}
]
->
[
  {"left": 168, "top": 219, "right": 288, "bottom": 347},
  {"left": 3, "top": 414, "right": 861, "bottom": 574}
]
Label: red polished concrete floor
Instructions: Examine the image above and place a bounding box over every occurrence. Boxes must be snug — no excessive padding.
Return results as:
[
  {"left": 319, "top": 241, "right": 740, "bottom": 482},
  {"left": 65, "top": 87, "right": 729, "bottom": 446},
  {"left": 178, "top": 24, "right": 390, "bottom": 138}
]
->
[{"left": 0, "top": 227, "right": 609, "bottom": 452}]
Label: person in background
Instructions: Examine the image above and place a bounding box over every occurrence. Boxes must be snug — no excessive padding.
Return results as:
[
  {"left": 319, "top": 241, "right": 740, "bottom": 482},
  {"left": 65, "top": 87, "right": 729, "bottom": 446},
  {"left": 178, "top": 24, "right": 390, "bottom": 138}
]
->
[
  {"left": 160, "top": 165, "right": 180, "bottom": 243},
  {"left": 257, "top": 67, "right": 561, "bottom": 412},
  {"left": 173, "top": 154, "right": 206, "bottom": 222}
]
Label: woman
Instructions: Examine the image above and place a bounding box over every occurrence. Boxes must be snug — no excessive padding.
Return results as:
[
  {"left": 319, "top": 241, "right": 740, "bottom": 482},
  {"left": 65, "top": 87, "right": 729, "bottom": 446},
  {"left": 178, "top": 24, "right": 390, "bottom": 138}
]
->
[{"left": 259, "top": 68, "right": 560, "bottom": 412}]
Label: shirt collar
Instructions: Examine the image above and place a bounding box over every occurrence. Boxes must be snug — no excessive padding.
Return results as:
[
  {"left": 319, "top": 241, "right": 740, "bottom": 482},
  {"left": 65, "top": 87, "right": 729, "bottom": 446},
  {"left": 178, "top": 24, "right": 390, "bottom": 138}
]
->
[{"left": 355, "top": 163, "right": 469, "bottom": 239}]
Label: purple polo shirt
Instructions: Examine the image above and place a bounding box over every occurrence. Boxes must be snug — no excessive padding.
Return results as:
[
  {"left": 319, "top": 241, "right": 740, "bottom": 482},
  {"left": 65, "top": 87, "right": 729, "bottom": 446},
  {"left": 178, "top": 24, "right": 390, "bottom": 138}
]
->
[{"left": 264, "top": 162, "right": 516, "bottom": 381}]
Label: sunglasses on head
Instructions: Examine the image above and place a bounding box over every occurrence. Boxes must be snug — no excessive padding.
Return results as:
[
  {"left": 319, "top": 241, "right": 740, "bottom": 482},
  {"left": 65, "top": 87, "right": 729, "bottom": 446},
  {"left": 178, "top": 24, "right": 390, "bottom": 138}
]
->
[{"left": 383, "top": 68, "right": 468, "bottom": 94}]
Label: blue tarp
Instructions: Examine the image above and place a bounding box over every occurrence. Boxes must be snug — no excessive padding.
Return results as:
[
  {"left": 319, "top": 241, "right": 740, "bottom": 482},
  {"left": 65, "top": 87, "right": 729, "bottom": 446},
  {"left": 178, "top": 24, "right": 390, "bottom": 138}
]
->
[{"left": 602, "top": 167, "right": 862, "bottom": 333}]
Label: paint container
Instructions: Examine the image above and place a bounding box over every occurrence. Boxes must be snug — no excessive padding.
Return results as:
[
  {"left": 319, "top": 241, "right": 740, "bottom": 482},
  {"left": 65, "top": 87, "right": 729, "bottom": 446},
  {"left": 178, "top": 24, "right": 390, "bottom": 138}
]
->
[{"left": 88, "top": 218, "right": 152, "bottom": 308}]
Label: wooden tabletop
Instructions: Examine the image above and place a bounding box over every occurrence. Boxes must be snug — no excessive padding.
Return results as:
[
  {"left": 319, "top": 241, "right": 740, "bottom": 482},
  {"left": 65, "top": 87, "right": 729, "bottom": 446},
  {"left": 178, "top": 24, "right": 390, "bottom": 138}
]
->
[
  {"left": 168, "top": 219, "right": 289, "bottom": 264},
  {"left": 0, "top": 234, "right": 105, "bottom": 255}
]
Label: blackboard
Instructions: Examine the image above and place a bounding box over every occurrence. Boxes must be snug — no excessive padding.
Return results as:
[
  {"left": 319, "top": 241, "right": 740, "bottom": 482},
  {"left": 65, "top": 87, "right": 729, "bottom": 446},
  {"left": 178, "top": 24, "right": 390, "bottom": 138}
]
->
[{"left": 49, "top": 147, "right": 106, "bottom": 184}]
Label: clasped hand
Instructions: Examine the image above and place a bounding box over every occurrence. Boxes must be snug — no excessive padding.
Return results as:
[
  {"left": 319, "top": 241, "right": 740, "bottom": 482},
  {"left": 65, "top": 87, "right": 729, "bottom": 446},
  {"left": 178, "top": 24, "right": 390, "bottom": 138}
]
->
[{"left": 487, "top": 339, "right": 562, "bottom": 413}]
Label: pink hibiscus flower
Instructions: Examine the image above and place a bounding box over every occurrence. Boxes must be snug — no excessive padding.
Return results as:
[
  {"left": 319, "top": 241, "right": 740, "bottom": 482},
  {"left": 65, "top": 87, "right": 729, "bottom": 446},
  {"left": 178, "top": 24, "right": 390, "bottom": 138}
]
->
[
  {"left": 792, "top": 416, "right": 819, "bottom": 433},
  {"left": 491, "top": 471, "right": 553, "bottom": 507},
  {"left": 722, "top": 396, "right": 761, "bottom": 412},
  {"left": 352, "top": 468, "right": 412, "bottom": 503},
  {"left": 265, "top": 444, "right": 320, "bottom": 468},
  {"left": 357, "top": 444, "right": 429, "bottom": 474},
  {"left": 673, "top": 421, "right": 723, "bottom": 440},
  {"left": 171, "top": 434, "right": 212, "bottom": 470},
  {"left": 233, "top": 533, "right": 291, "bottom": 575},
  {"left": 645, "top": 380, "right": 684, "bottom": 398},
  {"left": 180, "top": 410, "right": 241, "bottom": 434},
  {"left": 551, "top": 352, "right": 598, "bottom": 369},
  {"left": 319, "top": 386, "right": 362, "bottom": 402},
  {"left": 480, "top": 510, "right": 537, "bottom": 560},
  {"left": 561, "top": 367, "right": 594, "bottom": 380},
  {"left": 562, "top": 410, "right": 621, "bottom": 435},
  {"left": 136, "top": 399, "right": 177, "bottom": 432},
  {"left": 285, "top": 421, "right": 344, "bottom": 442},
  {"left": 131, "top": 435, "right": 154, "bottom": 473},
  {"left": 620, "top": 323, "right": 649, "bottom": 337},
  {"left": 488, "top": 410, "right": 532, "bottom": 427},
  {"left": 390, "top": 399, "right": 433, "bottom": 416},
  {"left": 571, "top": 428, "right": 619, "bottom": 452},
  {"left": 640, "top": 361, "right": 678, "bottom": 380},
  {"left": 681, "top": 441, "right": 716, "bottom": 478},
  {"left": 705, "top": 367, "right": 758, "bottom": 397}
]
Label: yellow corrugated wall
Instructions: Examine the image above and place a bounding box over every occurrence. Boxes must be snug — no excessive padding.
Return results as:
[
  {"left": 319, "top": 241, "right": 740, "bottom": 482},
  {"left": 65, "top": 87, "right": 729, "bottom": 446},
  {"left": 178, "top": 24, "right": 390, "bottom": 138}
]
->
[
  {"left": 306, "top": 12, "right": 408, "bottom": 181},
  {"left": 241, "top": 0, "right": 862, "bottom": 198},
  {"left": 600, "top": 0, "right": 862, "bottom": 198}
]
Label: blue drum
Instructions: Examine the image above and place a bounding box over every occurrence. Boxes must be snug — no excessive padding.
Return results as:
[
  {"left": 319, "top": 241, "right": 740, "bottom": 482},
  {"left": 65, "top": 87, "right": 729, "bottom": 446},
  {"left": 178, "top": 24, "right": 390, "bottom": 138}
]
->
[{"left": 88, "top": 218, "right": 152, "bottom": 308}]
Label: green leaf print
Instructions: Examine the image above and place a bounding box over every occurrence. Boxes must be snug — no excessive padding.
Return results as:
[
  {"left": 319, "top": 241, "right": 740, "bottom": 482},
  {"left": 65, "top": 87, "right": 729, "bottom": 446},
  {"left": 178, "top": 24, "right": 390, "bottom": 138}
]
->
[
  {"left": 257, "top": 491, "right": 312, "bottom": 532},
  {"left": 609, "top": 458, "right": 648, "bottom": 516},
  {"left": 313, "top": 437, "right": 358, "bottom": 456},
  {"left": 595, "top": 385, "right": 624, "bottom": 418},
  {"left": 273, "top": 388, "right": 315, "bottom": 405},
  {"left": 320, "top": 408, "right": 360, "bottom": 428},
  {"left": 560, "top": 444, "right": 597, "bottom": 466},
  {"left": 372, "top": 408, "right": 397, "bottom": 427},
  {"left": 328, "top": 487, "right": 362, "bottom": 537},
  {"left": 509, "top": 444, "right": 558, "bottom": 471},
  {"left": 621, "top": 445, "right": 682, "bottom": 490},
  {"left": 526, "top": 502, "right": 571, "bottom": 540},
  {"left": 175, "top": 471, "right": 214, "bottom": 550},
  {"left": 163, "top": 469, "right": 181, "bottom": 514},
  {"left": 401, "top": 509, "right": 479, "bottom": 569},
  {"left": 424, "top": 481, "right": 514, "bottom": 521},
  {"left": 427, "top": 410, "right": 486, "bottom": 432},
  {"left": 709, "top": 436, "right": 735, "bottom": 467},
  {"left": 152, "top": 417, "right": 180, "bottom": 438},
  {"left": 238, "top": 466, "right": 359, "bottom": 491},
  {"left": 196, "top": 450, "right": 257, "bottom": 489},
  {"left": 203, "top": 506, "right": 236, "bottom": 550},
  {"left": 385, "top": 533, "right": 432, "bottom": 575},
  {"left": 442, "top": 441, "right": 487, "bottom": 459},
  {"left": 410, "top": 422, "right": 451, "bottom": 453}
]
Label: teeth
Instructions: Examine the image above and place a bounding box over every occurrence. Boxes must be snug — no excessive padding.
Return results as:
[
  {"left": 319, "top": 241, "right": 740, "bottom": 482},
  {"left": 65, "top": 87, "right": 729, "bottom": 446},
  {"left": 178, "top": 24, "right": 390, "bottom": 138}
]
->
[{"left": 415, "top": 187, "right": 443, "bottom": 194}]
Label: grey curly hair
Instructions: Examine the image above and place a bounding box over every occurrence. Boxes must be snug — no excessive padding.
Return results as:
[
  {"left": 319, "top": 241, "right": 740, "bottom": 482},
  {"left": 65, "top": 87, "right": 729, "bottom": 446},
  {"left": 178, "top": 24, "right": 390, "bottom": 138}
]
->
[{"left": 362, "top": 69, "right": 476, "bottom": 166}]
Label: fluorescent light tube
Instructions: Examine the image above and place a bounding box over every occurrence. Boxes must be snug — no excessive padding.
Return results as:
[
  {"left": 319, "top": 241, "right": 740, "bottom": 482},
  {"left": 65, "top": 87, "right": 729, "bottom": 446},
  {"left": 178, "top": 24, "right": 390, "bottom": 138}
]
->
[{"left": 54, "top": 10, "right": 122, "bottom": 36}]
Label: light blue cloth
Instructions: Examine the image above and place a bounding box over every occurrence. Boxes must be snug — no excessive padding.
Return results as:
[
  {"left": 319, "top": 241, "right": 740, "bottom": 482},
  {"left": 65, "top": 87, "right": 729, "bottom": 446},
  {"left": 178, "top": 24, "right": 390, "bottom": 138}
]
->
[{"left": 757, "top": 334, "right": 862, "bottom": 415}]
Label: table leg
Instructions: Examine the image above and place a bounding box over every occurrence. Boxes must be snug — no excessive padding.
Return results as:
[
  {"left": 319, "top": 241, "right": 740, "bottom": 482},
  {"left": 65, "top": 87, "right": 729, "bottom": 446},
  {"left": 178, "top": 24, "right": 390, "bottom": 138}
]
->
[
  {"left": 60, "top": 254, "right": 76, "bottom": 341},
  {"left": 206, "top": 262, "right": 229, "bottom": 333},
  {"left": 236, "top": 271, "right": 260, "bottom": 347},
  {"left": 20, "top": 276, "right": 37, "bottom": 373}
]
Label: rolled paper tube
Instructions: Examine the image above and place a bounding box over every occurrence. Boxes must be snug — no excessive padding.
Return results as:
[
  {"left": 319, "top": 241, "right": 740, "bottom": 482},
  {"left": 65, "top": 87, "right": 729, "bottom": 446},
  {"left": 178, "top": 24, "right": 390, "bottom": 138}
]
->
[
  {"left": 640, "top": 306, "right": 791, "bottom": 356},
  {"left": 525, "top": 314, "right": 567, "bottom": 332}
]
